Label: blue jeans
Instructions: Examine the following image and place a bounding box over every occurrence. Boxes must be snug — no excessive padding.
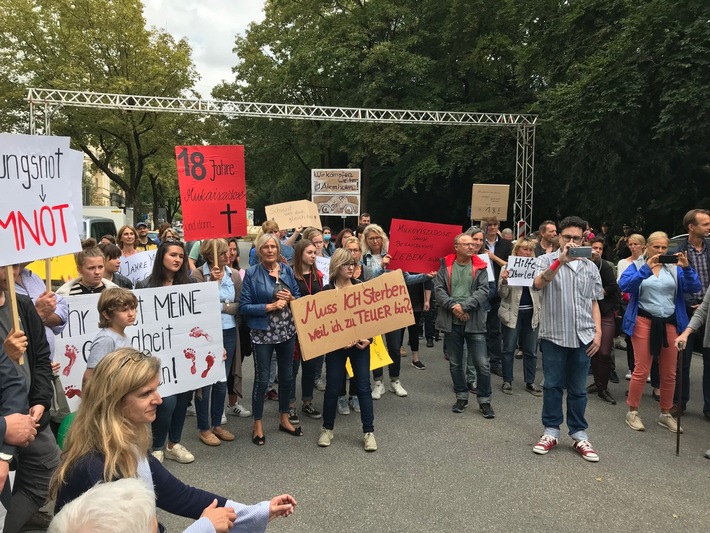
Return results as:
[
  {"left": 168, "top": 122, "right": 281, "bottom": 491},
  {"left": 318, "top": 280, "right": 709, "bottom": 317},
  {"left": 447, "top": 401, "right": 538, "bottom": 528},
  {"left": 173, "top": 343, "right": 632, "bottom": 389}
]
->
[
  {"left": 196, "top": 327, "right": 236, "bottom": 431},
  {"left": 152, "top": 390, "right": 192, "bottom": 448},
  {"left": 323, "top": 346, "right": 374, "bottom": 433},
  {"left": 540, "top": 339, "right": 590, "bottom": 440},
  {"left": 501, "top": 309, "right": 539, "bottom": 384},
  {"left": 251, "top": 337, "right": 295, "bottom": 420},
  {"left": 444, "top": 324, "right": 491, "bottom": 404},
  {"left": 373, "top": 329, "right": 402, "bottom": 381},
  {"left": 290, "top": 355, "right": 324, "bottom": 403}
]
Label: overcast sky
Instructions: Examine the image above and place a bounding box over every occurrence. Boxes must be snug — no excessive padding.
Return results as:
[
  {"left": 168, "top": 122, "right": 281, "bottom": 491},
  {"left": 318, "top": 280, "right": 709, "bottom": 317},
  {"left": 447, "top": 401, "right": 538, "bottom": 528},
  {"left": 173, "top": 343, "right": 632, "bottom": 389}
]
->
[{"left": 142, "top": 0, "right": 266, "bottom": 97}]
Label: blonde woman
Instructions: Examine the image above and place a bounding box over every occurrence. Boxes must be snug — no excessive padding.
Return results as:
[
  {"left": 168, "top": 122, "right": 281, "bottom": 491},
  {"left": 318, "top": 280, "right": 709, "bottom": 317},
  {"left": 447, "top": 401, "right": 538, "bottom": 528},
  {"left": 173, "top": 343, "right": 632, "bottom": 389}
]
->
[
  {"left": 57, "top": 239, "right": 118, "bottom": 297},
  {"left": 360, "top": 224, "right": 390, "bottom": 275}
]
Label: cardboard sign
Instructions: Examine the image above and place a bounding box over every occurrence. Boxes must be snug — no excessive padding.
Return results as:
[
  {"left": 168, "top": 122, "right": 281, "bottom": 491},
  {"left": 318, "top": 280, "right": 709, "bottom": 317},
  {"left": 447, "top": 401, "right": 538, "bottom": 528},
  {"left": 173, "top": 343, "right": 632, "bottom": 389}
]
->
[
  {"left": 311, "top": 169, "right": 361, "bottom": 194},
  {"left": 477, "top": 254, "right": 496, "bottom": 282},
  {"left": 119, "top": 249, "right": 157, "bottom": 285},
  {"left": 315, "top": 256, "right": 330, "bottom": 282},
  {"left": 387, "top": 218, "right": 461, "bottom": 273},
  {"left": 345, "top": 335, "right": 393, "bottom": 377},
  {"left": 470, "top": 184, "right": 510, "bottom": 221},
  {"left": 265, "top": 200, "right": 321, "bottom": 230},
  {"left": 0, "top": 134, "right": 83, "bottom": 267},
  {"left": 55, "top": 283, "right": 225, "bottom": 410},
  {"left": 311, "top": 194, "right": 360, "bottom": 216},
  {"left": 291, "top": 270, "right": 415, "bottom": 360},
  {"left": 175, "top": 145, "right": 246, "bottom": 241},
  {"left": 505, "top": 256, "right": 536, "bottom": 286}
]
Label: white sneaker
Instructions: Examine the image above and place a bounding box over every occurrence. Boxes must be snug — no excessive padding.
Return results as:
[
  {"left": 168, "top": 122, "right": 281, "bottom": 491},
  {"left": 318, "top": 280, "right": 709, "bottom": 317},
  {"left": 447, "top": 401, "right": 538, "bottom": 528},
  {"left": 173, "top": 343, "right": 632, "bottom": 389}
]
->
[
  {"left": 363, "top": 432, "right": 377, "bottom": 452},
  {"left": 626, "top": 410, "right": 645, "bottom": 431},
  {"left": 221, "top": 411, "right": 227, "bottom": 425},
  {"left": 625, "top": 371, "right": 632, "bottom": 381},
  {"left": 227, "top": 403, "right": 252, "bottom": 417},
  {"left": 318, "top": 428, "right": 333, "bottom": 447},
  {"left": 658, "top": 413, "right": 683, "bottom": 433},
  {"left": 164, "top": 443, "right": 195, "bottom": 464},
  {"left": 186, "top": 404, "right": 196, "bottom": 416},
  {"left": 315, "top": 378, "right": 326, "bottom": 392},
  {"left": 371, "top": 380, "right": 385, "bottom": 400},
  {"left": 338, "top": 396, "right": 350, "bottom": 415},
  {"left": 151, "top": 450, "right": 164, "bottom": 463},
  {"left": 388, "top": 379, "right": 408, "bottom": 397}
]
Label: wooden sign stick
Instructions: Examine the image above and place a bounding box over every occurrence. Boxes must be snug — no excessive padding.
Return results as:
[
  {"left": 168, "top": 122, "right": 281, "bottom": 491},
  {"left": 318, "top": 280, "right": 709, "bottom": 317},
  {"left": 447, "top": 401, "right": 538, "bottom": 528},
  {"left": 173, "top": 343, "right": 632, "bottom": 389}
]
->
[
  {"left": 45, "top": 258, "right": 52, "bottom": 292},
  {"left": 5, "top": 266, "right": 23, "bottom": 365}
]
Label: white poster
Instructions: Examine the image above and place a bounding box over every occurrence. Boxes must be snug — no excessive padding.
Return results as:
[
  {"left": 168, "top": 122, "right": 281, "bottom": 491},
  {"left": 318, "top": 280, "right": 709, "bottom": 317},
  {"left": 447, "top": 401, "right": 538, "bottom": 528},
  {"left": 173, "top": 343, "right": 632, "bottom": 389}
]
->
[
  {"left": 477, "top": 254, "right": 496, "bottom": 282},
  {"left": 119, "top": 249, "right": 157, "bottom": 284},
  {"left": 315, "top": 256, "right": 330, "bottom": 283},
  {"left": 0, "top": 134, "right": 83, "bottom": 266},
  {"left": 505, "top": 256, "right": 536, "bottom": 287},
  {"left": 55, "top": 283, "right": 225, "bottom": 411}
]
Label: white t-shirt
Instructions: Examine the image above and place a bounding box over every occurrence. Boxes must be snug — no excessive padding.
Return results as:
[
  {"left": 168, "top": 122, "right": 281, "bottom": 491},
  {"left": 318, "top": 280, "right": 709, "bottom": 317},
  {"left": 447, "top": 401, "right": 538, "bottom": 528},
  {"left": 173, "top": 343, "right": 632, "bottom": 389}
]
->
[{"left": 87, "top": 328, "right": 132, "bottom": 369}]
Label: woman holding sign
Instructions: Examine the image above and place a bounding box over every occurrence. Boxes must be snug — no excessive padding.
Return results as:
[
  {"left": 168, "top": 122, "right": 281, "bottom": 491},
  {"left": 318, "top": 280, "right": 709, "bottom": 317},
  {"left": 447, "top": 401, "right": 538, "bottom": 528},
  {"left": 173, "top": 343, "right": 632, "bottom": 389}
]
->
[
  {"left": 239, "top": 233, "right": 302, "bottom": 445},
  {"left": 318, "top": 249, "right": 376, "bottom": 451}
]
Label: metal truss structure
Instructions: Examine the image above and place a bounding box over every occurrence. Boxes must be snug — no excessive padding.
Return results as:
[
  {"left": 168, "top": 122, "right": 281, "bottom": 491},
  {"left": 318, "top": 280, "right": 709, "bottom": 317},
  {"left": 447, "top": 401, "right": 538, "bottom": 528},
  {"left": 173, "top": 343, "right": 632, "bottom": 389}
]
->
[{"left": 27, "top": 88, "right": 537, "bottom": 234}]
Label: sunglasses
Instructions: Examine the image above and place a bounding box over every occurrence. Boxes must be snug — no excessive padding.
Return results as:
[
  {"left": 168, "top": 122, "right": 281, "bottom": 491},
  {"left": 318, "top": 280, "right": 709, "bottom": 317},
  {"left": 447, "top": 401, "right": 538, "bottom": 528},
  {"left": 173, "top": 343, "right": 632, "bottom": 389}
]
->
[{"left": 119, "top": 349, "right": 154, "bottom": 369}]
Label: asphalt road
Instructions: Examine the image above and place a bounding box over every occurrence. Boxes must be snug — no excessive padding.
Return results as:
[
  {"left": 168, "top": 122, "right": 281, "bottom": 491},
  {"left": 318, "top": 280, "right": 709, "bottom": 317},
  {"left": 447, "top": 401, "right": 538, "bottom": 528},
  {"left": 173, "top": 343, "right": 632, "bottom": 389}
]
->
[{"left": 158, "top": 343, "right": 710, "bottom": 533}]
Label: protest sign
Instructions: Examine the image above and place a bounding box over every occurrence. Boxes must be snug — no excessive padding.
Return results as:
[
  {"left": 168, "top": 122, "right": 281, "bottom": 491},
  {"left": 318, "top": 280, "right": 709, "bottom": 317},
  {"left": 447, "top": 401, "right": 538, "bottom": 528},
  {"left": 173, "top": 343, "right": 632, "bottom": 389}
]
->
[
  {"left": 311, "top": 169, "right": 361, "bottom": 194},
  {"left": 470, "top": 184, "right": 510, "bottom": 221},
  {"left": 477, "top": 254, "right": 496, "bottom": 282},
  {"left": 175, "top": 145, "right": 246, "bottom": 241},
  {"left": 311, "top": 195, "right": 360, "bottom": 216},
  {"left": 345, "top": 335, "right": 393, "bottom": 378},
  {"left": 315, "top": 256, "right": 330, "bottom": 282},
  {"left": 0, "top": 134, "right": 83, "bottom": 266},
  {"left": 505, "top": 256, "right": 536, "bottom": 287},
  {"left": 290, "top": 270, "right": 414, "bottom": 360},
  {"left": 265, "top": 200, "right": 321, "bottom": 230},
  {"left": 387, "top": 218, "right": 460, "bottom": 273},
  {"left": 119, "top": 249, "right": 157, "bottom": 285},
  {"left": 55, "top": 283, "right": 225, "bottom": 411}
]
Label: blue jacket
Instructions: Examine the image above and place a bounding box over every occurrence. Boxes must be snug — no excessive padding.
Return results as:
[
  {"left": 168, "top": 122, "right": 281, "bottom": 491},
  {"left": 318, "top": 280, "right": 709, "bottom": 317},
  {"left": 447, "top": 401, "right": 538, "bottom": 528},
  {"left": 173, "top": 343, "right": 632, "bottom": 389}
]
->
[
  {"left": 619, "top": 260, "right": 701, "bottom": 336},
  {"left": 239, "top": 262, "right": 301, "bottom": 330}
]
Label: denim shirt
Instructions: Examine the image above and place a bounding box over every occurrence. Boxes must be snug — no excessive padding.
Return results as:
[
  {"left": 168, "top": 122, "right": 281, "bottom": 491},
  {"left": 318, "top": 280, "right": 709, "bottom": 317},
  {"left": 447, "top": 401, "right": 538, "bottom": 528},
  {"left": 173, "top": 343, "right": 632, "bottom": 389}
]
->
[
  {"left": 239, "top": 262, "right": 301, "bottom": 331},
  {"left": 201, "top": 264, "right": 237, "bottom": 330}
]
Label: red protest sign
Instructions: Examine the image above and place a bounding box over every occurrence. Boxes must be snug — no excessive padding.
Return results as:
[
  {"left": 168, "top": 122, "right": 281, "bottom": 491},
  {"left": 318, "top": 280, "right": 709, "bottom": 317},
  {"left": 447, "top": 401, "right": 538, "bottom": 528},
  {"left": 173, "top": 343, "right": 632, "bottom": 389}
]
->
[
  {"left": 387, "top": 218, "right": 462, "bottom": 273},
  {"left": 175, "top": 145, "right": 247, "bottom": 241}
]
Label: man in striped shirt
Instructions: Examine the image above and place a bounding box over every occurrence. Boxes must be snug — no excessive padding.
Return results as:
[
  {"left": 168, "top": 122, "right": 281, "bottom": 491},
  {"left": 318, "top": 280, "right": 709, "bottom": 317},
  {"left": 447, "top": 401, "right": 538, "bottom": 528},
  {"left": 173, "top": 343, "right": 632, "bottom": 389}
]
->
[{"left": 530, "top": 216, "right": 603, "bottom": 462}]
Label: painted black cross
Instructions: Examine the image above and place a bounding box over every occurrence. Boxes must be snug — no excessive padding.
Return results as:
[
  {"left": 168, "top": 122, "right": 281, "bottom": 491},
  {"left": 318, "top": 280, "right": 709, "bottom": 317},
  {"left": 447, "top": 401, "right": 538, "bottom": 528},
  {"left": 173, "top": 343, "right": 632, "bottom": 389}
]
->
[{"left": 220, "top": 203, "right": 239, "bottom": 234}]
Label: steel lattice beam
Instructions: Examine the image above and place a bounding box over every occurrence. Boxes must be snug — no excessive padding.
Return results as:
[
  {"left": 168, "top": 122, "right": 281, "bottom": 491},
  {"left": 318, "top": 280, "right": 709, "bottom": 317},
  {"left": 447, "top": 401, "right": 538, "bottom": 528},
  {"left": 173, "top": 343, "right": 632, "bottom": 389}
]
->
[{"left": 27, "top": 88, "right": 536, "bottom": 229}]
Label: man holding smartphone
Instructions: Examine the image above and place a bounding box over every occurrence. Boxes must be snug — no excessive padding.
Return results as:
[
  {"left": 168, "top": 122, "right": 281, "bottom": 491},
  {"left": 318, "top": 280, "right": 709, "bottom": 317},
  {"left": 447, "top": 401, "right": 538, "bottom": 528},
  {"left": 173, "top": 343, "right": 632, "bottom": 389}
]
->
[{"left": 530, "top": 216, "right": 603, "bottom": 462}]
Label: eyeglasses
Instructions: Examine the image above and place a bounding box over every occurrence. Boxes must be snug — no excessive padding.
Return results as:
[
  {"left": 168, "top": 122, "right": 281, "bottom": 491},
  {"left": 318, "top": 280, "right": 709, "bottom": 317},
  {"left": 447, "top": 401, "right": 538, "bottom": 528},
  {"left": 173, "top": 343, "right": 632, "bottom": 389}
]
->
[
  {"left": 367, "top": 236, "right": 382, "bottom": 241},
  {"left": 342, "top": 261, "right": 357, "bottom": 267},
  {"left": 559, "top": 234, "right": 584, "bottom": 243},
  {"left": 346, "top": 248, "right": 361, "bottom": 254},
  {"left": 119, "top": 349, "right": 153, "bottom": 369}
]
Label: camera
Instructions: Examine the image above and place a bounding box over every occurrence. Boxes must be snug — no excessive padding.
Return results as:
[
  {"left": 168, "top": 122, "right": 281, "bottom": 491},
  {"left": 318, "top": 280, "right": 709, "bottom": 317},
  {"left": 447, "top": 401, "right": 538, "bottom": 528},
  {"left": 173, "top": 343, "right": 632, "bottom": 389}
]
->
[
  {"left": 658, "top": 254, "right": 679, "bottom": 264},
  {"left": 568, "top": 246, "right": 593, "bottom": 258}
]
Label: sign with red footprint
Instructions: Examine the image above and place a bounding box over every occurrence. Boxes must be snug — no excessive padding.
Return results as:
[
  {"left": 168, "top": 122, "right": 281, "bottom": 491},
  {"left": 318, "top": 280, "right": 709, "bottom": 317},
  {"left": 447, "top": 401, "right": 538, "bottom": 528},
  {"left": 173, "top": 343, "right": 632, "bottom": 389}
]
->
[{"left": 55, "top": 283, "right": 224, "bottom": 411}]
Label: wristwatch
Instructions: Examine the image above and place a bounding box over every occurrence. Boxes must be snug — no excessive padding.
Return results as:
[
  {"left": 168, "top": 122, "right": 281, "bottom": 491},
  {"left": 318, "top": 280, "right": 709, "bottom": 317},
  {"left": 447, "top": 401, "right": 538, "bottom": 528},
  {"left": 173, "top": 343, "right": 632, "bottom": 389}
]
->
[{"left": 0, "top": 453, "right": 13, "bottom": 464}]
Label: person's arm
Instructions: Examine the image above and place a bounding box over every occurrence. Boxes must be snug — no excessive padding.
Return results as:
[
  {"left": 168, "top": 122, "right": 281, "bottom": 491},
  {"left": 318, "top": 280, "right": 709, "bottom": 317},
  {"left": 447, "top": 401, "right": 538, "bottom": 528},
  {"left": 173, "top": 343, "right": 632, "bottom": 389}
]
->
[
  {"left": 676, "top": 288, "right": 710, "bottom": 349},
  {"left": 586, "top": 299, "right": 602, "bottom": 356},
  {"left": 21, "top": 298, "right": 53, "bottom": 418},
  {"left": 238, "top": 273, "right": 269, "bottom": 317},
  {"left": 284, "top": 227, "right": 302, "bottom": 247},
  {"left": 433, "top": 265, "right": 454, "bottom": 310},
  {"left": 618, "top": 261, "right": 652, "bottom": 294},
  {"left": 48, "top": 293, "right": 69, "bottom": 332},
  {"left": 497, "top": 267, "right": 511, "bottom": 299},
  {"left": 532, "top": 253, "right": 554, "bottom": 291},
  {"left": 677, "top": 260, "right": 701, "bottom": 295}
]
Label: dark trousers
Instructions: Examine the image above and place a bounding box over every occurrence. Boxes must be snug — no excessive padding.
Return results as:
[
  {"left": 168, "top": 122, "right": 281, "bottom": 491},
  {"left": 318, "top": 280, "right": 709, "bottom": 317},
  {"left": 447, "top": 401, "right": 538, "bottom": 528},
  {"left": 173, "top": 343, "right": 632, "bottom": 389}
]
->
[
  {"left": 152, "top": 390, "right": 192, "bottom": 448},
  {"left": 424, "top": 302, "right": 438, "bottom": 341},
  {"left": 486, "top": 299, "right": 503, "bottom": 369},
  {"left": 674, "top": 324, "right": 707, "bottom": 410},
  {"left": 373, "top": 330, "right": 402, "bottom": 381},
  {"left": 591, "top": 316, "right": 616, "bottom": 390},
  {"left": 323, "top": 346, "right": 374, "bottom": 433},
  {"left": 290, "top": 355, "right": 323, "bottom": 403}
]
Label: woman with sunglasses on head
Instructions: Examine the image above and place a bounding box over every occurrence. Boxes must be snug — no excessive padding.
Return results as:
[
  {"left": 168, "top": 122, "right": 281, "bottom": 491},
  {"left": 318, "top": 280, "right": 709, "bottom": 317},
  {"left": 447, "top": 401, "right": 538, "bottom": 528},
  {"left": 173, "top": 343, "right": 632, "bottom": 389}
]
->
[
  {"left": 134, "top": 240, "right": 197, "bottom": 464},
  {"left": 190, "top": 239, "right": 243, "bottom": 447},
  {"left": 239, "top": 233, "right": 301, "bottom": 445},
  {"left": 317, "top": 249, "right": 377, "bottom": 451},
  {"left": 51, "top": 348, "right": 297, "bottom": 533},
  {"left": 287, "top": 239, "right": 325, "bottom": 423}
]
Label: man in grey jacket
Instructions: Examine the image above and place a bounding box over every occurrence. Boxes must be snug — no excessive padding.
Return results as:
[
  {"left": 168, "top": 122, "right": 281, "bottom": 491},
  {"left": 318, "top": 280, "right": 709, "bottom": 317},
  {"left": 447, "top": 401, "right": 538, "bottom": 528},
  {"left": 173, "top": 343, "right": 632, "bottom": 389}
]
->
[{"left": 434, "top": 233, "right": 494, "bottom": 418}]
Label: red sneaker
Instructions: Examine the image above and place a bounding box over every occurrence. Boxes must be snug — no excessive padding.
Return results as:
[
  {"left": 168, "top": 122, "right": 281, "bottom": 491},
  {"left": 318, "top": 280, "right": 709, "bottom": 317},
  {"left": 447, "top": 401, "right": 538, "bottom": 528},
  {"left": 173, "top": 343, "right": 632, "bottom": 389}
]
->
[
  {"left": 573, "top": 440, "right": 600, "bottom": 462},
  {"left": 532, "top": 435, "right": 558, "bottom": 455}
]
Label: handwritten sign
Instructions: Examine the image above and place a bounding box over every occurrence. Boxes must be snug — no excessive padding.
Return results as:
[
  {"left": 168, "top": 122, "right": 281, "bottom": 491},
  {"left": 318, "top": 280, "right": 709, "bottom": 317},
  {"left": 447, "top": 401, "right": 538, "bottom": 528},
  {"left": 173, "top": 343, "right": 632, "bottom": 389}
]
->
[
  {"left": 55, "top": 283, "right": 225, "bottom": 410},
  {"left": 477, "top": 254, "right": 495, "bottom": 282},
  {"left": 265, "top": 200, "right": 321, "bottom": 230},
  {"left": 175, "top": 145, "right": 246, "bottom": 241},
  {"left": 387, "top": 219, "right": 460, "bottom": 273},
  {"left": 505, "top": 256, "right": 536, "bottom": 286},
  {"left": 315, "top": 256, "right": 330, "bottom": 282},
  {"left": 119, "top": 249, "right": 157, "bottom": 285},
  {"left": 311, "top": 169, "right": 361, "bottom": 194},
  {"left": 311, "top": 195, "right": 360, "bottom": 216},
  {"left": 345, "top": 335, "right": 393, "bottom": 377},
  {"left": 291, "top": 270, "right": 415, "bottom": 360},
  {"left": 471, "top": 184, "right": 510, "bottom": 221},
  {"left": 0, "top": 134, "right": 83, "bottom": 266}
]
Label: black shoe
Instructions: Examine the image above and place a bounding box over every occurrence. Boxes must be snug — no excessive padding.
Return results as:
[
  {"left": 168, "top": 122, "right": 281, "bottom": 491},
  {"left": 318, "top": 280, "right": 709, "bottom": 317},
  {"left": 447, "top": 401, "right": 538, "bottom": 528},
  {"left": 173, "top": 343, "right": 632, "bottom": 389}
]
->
[
  {"left": 609, "top": 370, "right": 620, "bottom": 384},
  {"left": 586, "top": 382, "right": 600, "bottom": 394},
  {"left": 704, "top": 411, "right": 710, "bottom": 420},
  {"left": 426, "top": 339, "right": 434, "bottom": 348},
  {"left": 411, "top": 360, "right": 426, "bottom": 370},
  {"left": 278, "top": 424, "right": 303, "bottom": 437},
  {"left": 490, "top": 366, "right": 503, "bottom": 378},
  {"left": 479, "top": 403, "right": 495, "bottom": 419},
  {"left": 651, "top": 390, "right": 660, "bottom": 402},
  {"left": 598, "top": 389, "right": 617, "bottom": 405},
  {"left": 452, "top": 399, "right": 468, "bottom": 413},
  {"left": 302, "top": 403, "right": 322, "bottom": 419},
  {"left": 467, "top": 382, "right": 477, "bottom": 394}
]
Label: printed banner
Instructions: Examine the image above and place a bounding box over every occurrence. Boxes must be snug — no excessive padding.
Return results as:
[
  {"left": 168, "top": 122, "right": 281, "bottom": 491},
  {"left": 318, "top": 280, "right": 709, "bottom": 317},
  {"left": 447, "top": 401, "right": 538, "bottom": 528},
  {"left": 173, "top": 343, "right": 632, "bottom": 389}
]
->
[
  {"left": 175, "top": 145, "right": 247, "bottom": 241},
  {"left": 311, "top": 169, "right": 361, "bottom": 194},
  {"left": 505, "top": 256, "right": 536, "bottom": 287},
  {"left": 55, "top": 283, "right": 225, "bottom": 411},
  {"left": 291, "top": 270, "right": 415, "bottom": 360},
  {"left": 0, "top": 134, "right": 83, "bottom": 267},
  {"left": 265, "top": 200, "right": 321, "bottom": 230},
  {"left": 345, "top": 335, "right": 393, "bottom": 378},
  {"left": 471, "top": 184, "right": 509, "bottom": 221},
  {"left": 118, "top": 249, "right": 157, "bottom": 285},
  {"left": 387, "top": 218, "right": 460, "bottom": 273}
]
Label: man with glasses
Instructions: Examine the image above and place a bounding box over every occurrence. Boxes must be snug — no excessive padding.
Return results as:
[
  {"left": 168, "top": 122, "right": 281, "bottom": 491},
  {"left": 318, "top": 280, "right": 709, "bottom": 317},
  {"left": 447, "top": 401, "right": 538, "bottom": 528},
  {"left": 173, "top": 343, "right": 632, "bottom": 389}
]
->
[
  {"left": 435, "top": 233, "right": 495, "bottom": 418},
  {"left": 531, "top": 216, "right": 603, "bottom": 462}
]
